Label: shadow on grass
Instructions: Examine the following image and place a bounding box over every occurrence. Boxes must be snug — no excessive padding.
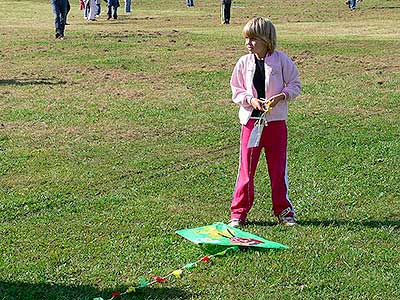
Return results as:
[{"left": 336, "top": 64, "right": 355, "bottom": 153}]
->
[
  {"left": 298, "top": 219, "right": 400, "bottom": 229},
  {"left": 0, "top": 281, "right": 99, "bottom": 300},
  {"left": 0, "top": 281, "right": 190, "bottom": 300},
  {"left": 370, "top": 6, "right": 400, "bottom": 9},
  {"left": 0, "top": 78, "right": 67, "bottom": 86},
  {"left": 248, "top": 219, "right": 399, "bottom": 230}
]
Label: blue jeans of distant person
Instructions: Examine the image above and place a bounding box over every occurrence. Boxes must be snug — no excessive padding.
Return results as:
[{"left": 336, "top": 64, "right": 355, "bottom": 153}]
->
[
  {"left": 349, "top": 0, "right": 356, "bottom": 9},
  {"left": 107, "top": 5, "right": 118, "bottom": 18},
  {"left": 125, "top": 0, "right": 131, "bottom": 13},
  {"left": 50, "top": 0, "right": 68, "bottom": 37},
  {"left": 186, "top": 0, "right": 194, "bottom": 7},
  {"left": 107, "top": 0, "right": 119, "bottom": 19}
]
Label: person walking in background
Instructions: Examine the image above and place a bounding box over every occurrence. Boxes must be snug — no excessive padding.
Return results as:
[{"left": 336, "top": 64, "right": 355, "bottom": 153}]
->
[
  {"left": 86, "top": 0, "right": 98, "bottom": 20},
  {"left": 346, "top": 0, "right": 357, "bottom": 10},
  {"left": 83, "top": 0, "right": 89, "bottom": 19},
  {"left": 125, "top": 0, "right": 132, "bottom": 13},
  {"left": 228, "top": 17, "right": 301, "bottom": 227},
  {"left": 221, "top": 0, "right": 231, "bottom": 24},
  {"left": 107, "top": 0, "right": 120, "bottom": 19},
  {"left": 96, "top": 0, "right": 101, "bottom": 16},
  {"left": 50, "top": 0, "right": 68, "bottom": 39},
  {"left": 186, "top": 0, "right": 194, "bottom": 7}
]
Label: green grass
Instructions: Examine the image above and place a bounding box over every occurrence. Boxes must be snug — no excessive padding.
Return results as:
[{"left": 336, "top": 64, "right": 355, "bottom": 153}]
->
[{"left": 0, "top": 0, "right": 399, "bottom": 299}]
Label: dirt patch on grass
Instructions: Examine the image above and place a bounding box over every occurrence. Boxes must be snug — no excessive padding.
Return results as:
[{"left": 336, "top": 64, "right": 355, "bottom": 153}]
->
[
  {"left": 365, "top": 64, "right": 400, "bottom": 73},
  {"left": 291, "top": 50, "right": 315, "bottom": 66},
  {"left": 96, "top": 29, "right": 182, "bottom": 40},
  {"left": 2, "top": 121, "right": 142, "bottom": 148}
]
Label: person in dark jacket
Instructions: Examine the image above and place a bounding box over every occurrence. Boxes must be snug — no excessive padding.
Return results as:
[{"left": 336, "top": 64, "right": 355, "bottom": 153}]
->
[{"left": 221, "top": 0, "right": 231, "bottom": 24}]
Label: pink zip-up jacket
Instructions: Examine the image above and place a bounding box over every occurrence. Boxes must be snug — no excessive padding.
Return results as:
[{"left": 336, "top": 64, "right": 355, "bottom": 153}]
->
[{"left": 230, "top": 50, "right": 301, "bottom": 125}]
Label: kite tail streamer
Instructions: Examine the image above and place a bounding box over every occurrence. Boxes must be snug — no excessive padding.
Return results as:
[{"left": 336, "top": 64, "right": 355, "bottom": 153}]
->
[{"left": 94, "top": 246, "right": 239, "bottom": 300}]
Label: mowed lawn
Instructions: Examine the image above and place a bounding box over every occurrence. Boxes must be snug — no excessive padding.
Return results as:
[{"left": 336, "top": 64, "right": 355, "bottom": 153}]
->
[{"left": 0, "top": 0, "right": 399, "bottom": 299}]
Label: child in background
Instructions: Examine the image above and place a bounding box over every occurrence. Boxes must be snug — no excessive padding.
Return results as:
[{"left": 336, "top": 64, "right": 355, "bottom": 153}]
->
[
  {"left": 229, "top": 17, "right": 301, "bottom": 227},
  {"left": 83, "top": 0, "right": 89, "bottom": 19}
]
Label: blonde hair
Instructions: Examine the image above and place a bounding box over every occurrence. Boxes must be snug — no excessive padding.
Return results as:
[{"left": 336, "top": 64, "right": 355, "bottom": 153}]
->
[{"left": 242, "top": 17, "right": 277, "bottom": 53}]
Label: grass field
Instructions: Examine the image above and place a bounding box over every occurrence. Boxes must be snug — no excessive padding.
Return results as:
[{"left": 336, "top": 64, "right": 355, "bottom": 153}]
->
[{"left": 0, "top": 0, "right": 399, "bottom": 299}]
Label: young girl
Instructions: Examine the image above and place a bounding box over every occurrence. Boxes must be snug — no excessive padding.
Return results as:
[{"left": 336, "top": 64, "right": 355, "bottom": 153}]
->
[{"left": 229, "top": 17, "right": 301, "bottom": 227}]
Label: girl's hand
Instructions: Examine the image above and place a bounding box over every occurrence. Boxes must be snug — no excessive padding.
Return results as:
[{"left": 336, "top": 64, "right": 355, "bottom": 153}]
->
[
  {"left": 268, "top": 93, "right": 286, "bottom": 107},
  {"left": 250, "top": 97, "right": 265, "bottom": 111}
]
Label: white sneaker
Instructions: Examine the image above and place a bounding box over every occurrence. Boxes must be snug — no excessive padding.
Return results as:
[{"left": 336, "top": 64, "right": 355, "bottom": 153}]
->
[
  {"left": 277, "top": 208, "right": 297, "bottom": 226},
  {"left": 228, "top": 219, "right": 245, "bottom": 228}
]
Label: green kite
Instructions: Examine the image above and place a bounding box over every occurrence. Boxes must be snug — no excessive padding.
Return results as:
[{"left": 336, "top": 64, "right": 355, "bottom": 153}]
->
[{"left": 176, "top": 222, "right": 288, "bottom": 250}]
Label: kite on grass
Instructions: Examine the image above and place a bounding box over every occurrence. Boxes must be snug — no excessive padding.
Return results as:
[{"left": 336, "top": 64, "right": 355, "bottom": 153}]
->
[
  {"left": 93, "top": 223, "right": 287, "bottom": 300},
  {"left": 176, "top": 222, "right": 288, "bottom": 250}
]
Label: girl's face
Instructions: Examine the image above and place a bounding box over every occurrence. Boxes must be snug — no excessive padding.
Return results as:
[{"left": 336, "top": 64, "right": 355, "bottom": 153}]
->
[{"left": 245, "top": 36, "right": 268, "bottom": 58}]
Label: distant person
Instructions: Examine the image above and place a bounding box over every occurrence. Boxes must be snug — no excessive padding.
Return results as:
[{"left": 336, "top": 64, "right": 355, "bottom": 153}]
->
[
  {"left": 186, "top": 0, "right": 194, "bottom": 7},
  {"left": 221, "top": 0, "right": 231, "bottom": 24},
  {"left": 228, "top": 17, "right": 301, "bottom": 227},
  {"left": 96, "top": 0, "right": 101, "bottom": 16},
  {"left": 346, "top": 0, "right": 357, "bottom": 10},
  {"left": 125, "top": 0, "right": 132, "bottom": 13},
  {"left": 107, "top": 0, "right": 120, "bottom": 19},
  {"left": 83, "top": 0, "right": 90, "bottom": 19},
  {"left": 87, "top": 0, "right": 98, "bottom": 20},
  {"left": 50, "top": 0, "right": 68, "bottom": 39}
]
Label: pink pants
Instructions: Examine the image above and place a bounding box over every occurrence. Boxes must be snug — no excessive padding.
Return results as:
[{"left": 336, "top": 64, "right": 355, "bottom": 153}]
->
[{"left": 230, "top": 119, "right": 295, "bottom": 221}]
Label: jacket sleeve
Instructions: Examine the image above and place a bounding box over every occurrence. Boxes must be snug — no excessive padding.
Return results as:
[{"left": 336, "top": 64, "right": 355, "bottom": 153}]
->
[
  {"left": 281, "top": 54, "right": 301, "bottom": 101},
  {"left": 230, "top": 59, "right": 253, "bottom": 108}
]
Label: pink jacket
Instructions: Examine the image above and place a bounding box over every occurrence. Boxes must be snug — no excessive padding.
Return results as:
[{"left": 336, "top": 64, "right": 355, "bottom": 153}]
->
[{"left": 230, "top": 51, "right": 301, "bottom": 124}]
